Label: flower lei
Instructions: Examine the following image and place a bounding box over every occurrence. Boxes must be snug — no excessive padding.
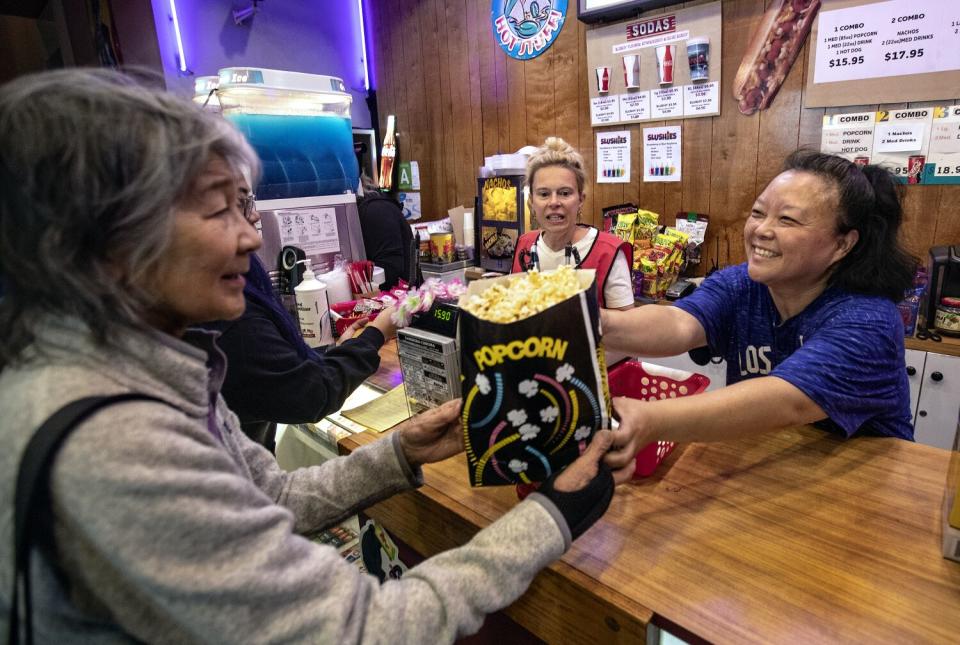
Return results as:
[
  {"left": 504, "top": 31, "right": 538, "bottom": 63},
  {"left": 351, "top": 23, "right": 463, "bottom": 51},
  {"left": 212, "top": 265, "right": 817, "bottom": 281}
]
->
[{"left": 384, "top": 278, "right": 467, "bottom": 327}]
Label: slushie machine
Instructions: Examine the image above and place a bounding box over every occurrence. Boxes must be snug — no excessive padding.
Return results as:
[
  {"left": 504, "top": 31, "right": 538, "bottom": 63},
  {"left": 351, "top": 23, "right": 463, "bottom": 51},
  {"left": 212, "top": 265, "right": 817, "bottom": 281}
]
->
[{"left": 216, "top": 67, "right": 366, "bottom": 294}]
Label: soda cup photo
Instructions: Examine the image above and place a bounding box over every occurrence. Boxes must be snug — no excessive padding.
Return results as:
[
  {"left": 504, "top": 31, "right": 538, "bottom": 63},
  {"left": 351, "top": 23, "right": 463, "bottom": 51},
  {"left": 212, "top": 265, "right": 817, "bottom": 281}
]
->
[
  {"left": 686, "top": 38, "right": 709, "bottom": 82},
  {"left": 596, "top": 66, "right": 610, "bottom": 93},
  {"left": 655, "top": 45, "right": 675, "bottom": 86},
  {"left": 907, "top": 155, "right": 925, "bottom": 184},
  {"left": 622, "top": 54, "right": 640, "bottom": 89}
]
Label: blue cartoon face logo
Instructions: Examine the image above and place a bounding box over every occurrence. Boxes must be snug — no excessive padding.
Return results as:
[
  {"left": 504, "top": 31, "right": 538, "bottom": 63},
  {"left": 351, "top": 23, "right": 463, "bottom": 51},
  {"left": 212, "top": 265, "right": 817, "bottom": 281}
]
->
[{"left": 491, "top": 0, "right": 567, "bottom": 61}]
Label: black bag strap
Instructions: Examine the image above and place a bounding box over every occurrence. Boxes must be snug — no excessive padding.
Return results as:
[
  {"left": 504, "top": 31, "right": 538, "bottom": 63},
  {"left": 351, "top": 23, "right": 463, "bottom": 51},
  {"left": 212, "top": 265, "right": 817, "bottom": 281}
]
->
[{"left": 9, "top": 393, "right": 164, "bottom": 645}]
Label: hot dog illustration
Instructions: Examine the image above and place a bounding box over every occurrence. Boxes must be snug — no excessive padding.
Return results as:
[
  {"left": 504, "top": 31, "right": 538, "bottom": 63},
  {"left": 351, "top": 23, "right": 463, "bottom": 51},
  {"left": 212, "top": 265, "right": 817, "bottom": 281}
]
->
[{"left": 733, "top": 0, "right": 821, "bottom": 115}]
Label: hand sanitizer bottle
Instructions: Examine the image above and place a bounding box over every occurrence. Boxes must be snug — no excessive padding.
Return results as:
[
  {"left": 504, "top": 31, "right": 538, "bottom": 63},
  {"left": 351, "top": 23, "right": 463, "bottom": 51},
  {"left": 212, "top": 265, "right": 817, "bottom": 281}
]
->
[{"left": 294, "top": 259, "right": 334, "bottom": 348}]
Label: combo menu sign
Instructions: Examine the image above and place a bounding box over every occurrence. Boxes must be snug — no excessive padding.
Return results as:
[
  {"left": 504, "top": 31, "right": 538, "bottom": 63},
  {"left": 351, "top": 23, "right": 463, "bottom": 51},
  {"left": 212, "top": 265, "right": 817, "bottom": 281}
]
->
[
  {"left": 821, "top": 111, "right": 875, "bottom": 162},
  {"left": 813, "top": 0, "right": 960, "bottom": 84},
  {"left": 820, "top": 105, "right": 960, "bottom": 184},
  {"left": 927, "top": 106, "right": 960, "bottom": 184}
]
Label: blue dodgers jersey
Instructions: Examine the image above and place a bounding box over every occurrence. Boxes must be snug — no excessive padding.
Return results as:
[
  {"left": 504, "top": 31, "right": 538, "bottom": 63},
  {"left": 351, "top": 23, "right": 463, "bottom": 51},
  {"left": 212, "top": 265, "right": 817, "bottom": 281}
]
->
[{"left": 675, "top": 264, "right": 913, "bottom": 440}]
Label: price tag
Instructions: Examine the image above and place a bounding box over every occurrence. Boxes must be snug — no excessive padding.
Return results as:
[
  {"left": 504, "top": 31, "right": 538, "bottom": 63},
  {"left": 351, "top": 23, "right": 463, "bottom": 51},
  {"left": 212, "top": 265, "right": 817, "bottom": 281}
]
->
[
  {"left": 682, "top": 81, "right": 719, "bottom": 116},
  {"left": 590, "top": 95, "right": 621, "bottom": 125},
  {"left": 814, "top": 0, "right": 960, "bottom": 84},
  {"left": 650, "top": 87, "right": 682, "bottom": 119},
  {"left": 618, "top": 92, "right": 651, "bottom": 122}
]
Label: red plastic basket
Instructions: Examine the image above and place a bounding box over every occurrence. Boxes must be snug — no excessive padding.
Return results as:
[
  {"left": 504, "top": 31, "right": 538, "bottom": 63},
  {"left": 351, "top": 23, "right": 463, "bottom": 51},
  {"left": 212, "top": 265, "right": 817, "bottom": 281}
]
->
[
  {"left": 608, "top": 360, "right": 710, "bottom": 477},
  {"left": 516, "top": 360, "right": 709, "bottom": 499},
  {"left": 330, "top": 300, "right": 375, "bottom": 337}
]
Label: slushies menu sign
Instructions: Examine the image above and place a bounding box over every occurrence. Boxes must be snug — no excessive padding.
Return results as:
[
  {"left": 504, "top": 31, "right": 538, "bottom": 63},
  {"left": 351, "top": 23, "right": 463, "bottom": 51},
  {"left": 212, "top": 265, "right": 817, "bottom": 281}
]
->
[
  {"left": 491, "top": 0, "right": 567, "bottom": 60},
  {"left": 813, "top": 0, "right": 960, "bottom": 84}
]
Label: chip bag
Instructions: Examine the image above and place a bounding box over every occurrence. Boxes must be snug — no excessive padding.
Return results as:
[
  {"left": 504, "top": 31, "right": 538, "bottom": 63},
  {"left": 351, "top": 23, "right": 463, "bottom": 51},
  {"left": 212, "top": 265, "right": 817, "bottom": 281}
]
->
[{"left": 458, "top": 267, "right": 611, "bottom": 486}]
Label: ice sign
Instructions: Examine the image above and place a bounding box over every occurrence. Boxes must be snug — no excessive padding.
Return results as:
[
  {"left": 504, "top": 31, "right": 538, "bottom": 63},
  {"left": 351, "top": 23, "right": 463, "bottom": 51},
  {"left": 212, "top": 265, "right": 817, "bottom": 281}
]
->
[{"left": 218, "top": 69, "right": 263, "bottom": 85}]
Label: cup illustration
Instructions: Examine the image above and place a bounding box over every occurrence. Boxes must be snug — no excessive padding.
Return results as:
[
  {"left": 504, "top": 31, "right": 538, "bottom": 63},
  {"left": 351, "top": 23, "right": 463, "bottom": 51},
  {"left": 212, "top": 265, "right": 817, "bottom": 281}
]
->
[
  {"left": 655, "top": 45, "right": 675, "bottom": 86},
  {"left": 686, "top": 37, "right": 709, "bottom": 82},
  {"left": 596, "top": 66, "right": 610, "bottom": 93},
  {"left": 622, "top": 54, "right": 640, "bottom": 89}
]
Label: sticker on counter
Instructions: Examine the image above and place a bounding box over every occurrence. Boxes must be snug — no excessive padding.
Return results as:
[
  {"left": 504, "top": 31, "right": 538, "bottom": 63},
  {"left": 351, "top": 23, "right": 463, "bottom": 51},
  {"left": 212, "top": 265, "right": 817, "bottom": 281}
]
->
[
  {"left": 650, "top": 87, "right": 682, "bottom": 119},
  {"left": 682, "top": 81, "right": 719, "bottom": 116},
  {"left": 398, "top": 191, "right": 422, "bottom": 221},
  {"left": 276, "top": 207, "right": 341, "bottom": 255}
]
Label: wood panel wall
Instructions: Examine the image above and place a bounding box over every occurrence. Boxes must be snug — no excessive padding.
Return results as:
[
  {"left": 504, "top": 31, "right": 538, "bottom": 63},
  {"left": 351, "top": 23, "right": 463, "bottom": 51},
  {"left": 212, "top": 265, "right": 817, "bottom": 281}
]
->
[{"left": 368, "top": 0, "right": 960, "bottom": 272}]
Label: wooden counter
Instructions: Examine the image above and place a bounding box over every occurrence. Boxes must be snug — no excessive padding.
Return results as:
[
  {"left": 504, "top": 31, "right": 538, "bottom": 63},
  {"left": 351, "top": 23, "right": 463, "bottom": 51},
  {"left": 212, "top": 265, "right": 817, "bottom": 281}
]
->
[
  {"left": 905, "top": 334, "right": 960, "bottom": 358},
  {"left": 341, "top": 353, "right": 960, "bottom": 643},
  {"left": 366, "top": 339, "right": 402, "bottom": 392}
]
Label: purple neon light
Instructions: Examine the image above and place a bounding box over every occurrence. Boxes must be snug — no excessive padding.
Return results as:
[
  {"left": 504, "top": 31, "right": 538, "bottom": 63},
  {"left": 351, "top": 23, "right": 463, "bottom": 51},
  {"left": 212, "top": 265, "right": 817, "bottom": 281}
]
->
[
  {"left": 169, "top": 0, "right": 187, "bottom": 73},
  {"left": 359, "top": 0, "right": 375, "bottom": 91}
]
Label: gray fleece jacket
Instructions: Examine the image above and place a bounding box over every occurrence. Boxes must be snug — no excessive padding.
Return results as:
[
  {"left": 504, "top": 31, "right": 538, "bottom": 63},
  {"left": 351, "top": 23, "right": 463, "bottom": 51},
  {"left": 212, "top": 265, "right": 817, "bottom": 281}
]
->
[{"left": 0, "top": 317, "right": 569, "bottom": 643}]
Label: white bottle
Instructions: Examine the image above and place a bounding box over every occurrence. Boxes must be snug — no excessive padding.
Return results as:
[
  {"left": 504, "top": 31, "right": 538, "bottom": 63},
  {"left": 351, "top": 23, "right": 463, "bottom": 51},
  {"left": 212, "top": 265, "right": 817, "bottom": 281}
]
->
[
  {"left": 462, "top": 209, "right": 475, "bottom": 250},
  {"left": 317, "top": 255, "right": 353, "bottom": 306},
  {"left": 295, "top": 259, "right": 334, "bottom": 348}
]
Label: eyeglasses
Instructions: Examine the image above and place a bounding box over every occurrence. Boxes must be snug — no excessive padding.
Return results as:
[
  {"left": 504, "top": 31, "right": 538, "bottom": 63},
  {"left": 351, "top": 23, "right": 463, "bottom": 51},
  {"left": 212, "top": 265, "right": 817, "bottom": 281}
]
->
[{"left": 238, "top": 192, "right": 257, "bottom": 224}]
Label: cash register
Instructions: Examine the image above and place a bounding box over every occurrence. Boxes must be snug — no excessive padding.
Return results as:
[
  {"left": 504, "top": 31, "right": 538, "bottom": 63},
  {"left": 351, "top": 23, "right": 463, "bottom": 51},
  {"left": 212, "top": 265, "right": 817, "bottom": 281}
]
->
[{"left": 397, "top": 299, "right": 462, "bottom": 414}]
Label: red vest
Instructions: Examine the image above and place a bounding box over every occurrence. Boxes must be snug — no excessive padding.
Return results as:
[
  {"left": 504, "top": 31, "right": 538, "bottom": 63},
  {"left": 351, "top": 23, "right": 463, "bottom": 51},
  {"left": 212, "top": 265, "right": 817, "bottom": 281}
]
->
[{"left": 511, "top": 226, "right": 633, "bottom": 308}]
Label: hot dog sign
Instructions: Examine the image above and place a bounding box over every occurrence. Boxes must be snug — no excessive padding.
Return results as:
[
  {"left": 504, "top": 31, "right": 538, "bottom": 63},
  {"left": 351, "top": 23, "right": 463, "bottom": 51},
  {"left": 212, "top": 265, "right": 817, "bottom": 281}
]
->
[{"left": 733, "top": 0, "right": 822, "bottom": 115}]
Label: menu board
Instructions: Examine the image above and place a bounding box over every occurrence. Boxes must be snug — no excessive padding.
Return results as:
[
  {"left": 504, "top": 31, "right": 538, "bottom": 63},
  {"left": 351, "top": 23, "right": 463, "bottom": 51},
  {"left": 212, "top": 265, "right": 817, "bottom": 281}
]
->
[
  {"left": 643, "top": 126, "right": 682, "bottom": 182},
  {"left": 597, "top": 130, "right": 632, "bottom": 183},
  {"left": 820, "top": 111, "right": 876, "bottom": 163},
  {"left": 806, "top": 0, "right": 960, "bottom": 107},
  {"left": 585, "top": 1, "right": 722, "bottom": 126},
  {"left": 818, "top": 106, "right": 960, "bottom": 184},
  {"left": 814, "top": 0, "right": 960, "bottom": 84},
  {"left": 925, "top": 105, "right": 960, "bottom": 185},
  {"left": 872, "top": 108, "right": 932, "bottom": 183}
]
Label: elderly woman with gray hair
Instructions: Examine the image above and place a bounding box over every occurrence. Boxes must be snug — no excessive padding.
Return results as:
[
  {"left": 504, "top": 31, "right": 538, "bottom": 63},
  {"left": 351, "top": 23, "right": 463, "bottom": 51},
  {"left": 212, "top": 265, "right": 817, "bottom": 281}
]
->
[{"left": 0, "top": 69, "right": 614, "bottom": 643}]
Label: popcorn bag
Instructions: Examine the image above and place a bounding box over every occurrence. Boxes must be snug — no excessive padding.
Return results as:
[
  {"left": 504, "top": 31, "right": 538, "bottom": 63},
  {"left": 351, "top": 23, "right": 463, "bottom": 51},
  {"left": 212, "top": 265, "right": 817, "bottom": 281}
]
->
[{"left": 458, "top": 267, "right": 611, "bottom": 487}]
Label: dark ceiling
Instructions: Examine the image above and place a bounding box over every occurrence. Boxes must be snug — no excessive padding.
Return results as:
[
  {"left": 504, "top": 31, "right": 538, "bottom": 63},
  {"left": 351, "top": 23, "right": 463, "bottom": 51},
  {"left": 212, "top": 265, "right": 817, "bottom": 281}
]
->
[{"left": 0, "top": 0, "right": 49, "bottom": 19}]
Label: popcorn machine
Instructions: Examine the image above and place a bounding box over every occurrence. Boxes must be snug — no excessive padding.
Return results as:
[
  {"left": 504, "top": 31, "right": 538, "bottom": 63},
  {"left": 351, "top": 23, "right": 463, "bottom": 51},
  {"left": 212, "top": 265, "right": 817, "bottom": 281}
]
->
[{"left": 476, "top": 174, "right": 532, "bottom": 273}]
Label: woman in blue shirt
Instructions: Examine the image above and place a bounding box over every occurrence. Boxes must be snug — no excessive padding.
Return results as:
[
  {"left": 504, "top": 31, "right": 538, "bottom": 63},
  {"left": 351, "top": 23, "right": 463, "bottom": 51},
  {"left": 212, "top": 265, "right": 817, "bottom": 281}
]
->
[{"left": 602, "top": 151, "right": 916, "bottom": 483}]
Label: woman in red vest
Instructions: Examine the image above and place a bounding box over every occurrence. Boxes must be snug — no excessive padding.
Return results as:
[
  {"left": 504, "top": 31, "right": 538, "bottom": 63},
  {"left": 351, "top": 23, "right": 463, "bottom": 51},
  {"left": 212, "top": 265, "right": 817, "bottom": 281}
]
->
[{"left": 511, "top": 137, "right": 633, "bottom": 310}]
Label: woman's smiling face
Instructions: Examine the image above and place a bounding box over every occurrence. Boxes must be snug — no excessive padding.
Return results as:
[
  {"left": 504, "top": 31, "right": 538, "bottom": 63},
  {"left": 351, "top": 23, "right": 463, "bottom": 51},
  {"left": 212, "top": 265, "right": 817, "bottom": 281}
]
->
[
  {"left": 744, "top": 170, "right": 858, "bottom": 293},
  {"left": 141, "top": 156, "right": 261, "bottom": 336}
]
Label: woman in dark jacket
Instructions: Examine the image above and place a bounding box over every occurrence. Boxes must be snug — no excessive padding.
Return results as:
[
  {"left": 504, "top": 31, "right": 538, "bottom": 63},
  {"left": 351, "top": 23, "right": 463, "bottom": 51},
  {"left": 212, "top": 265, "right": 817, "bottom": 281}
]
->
[{"left": 358, "top": 177, "right": 419, "bottom": 289}]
